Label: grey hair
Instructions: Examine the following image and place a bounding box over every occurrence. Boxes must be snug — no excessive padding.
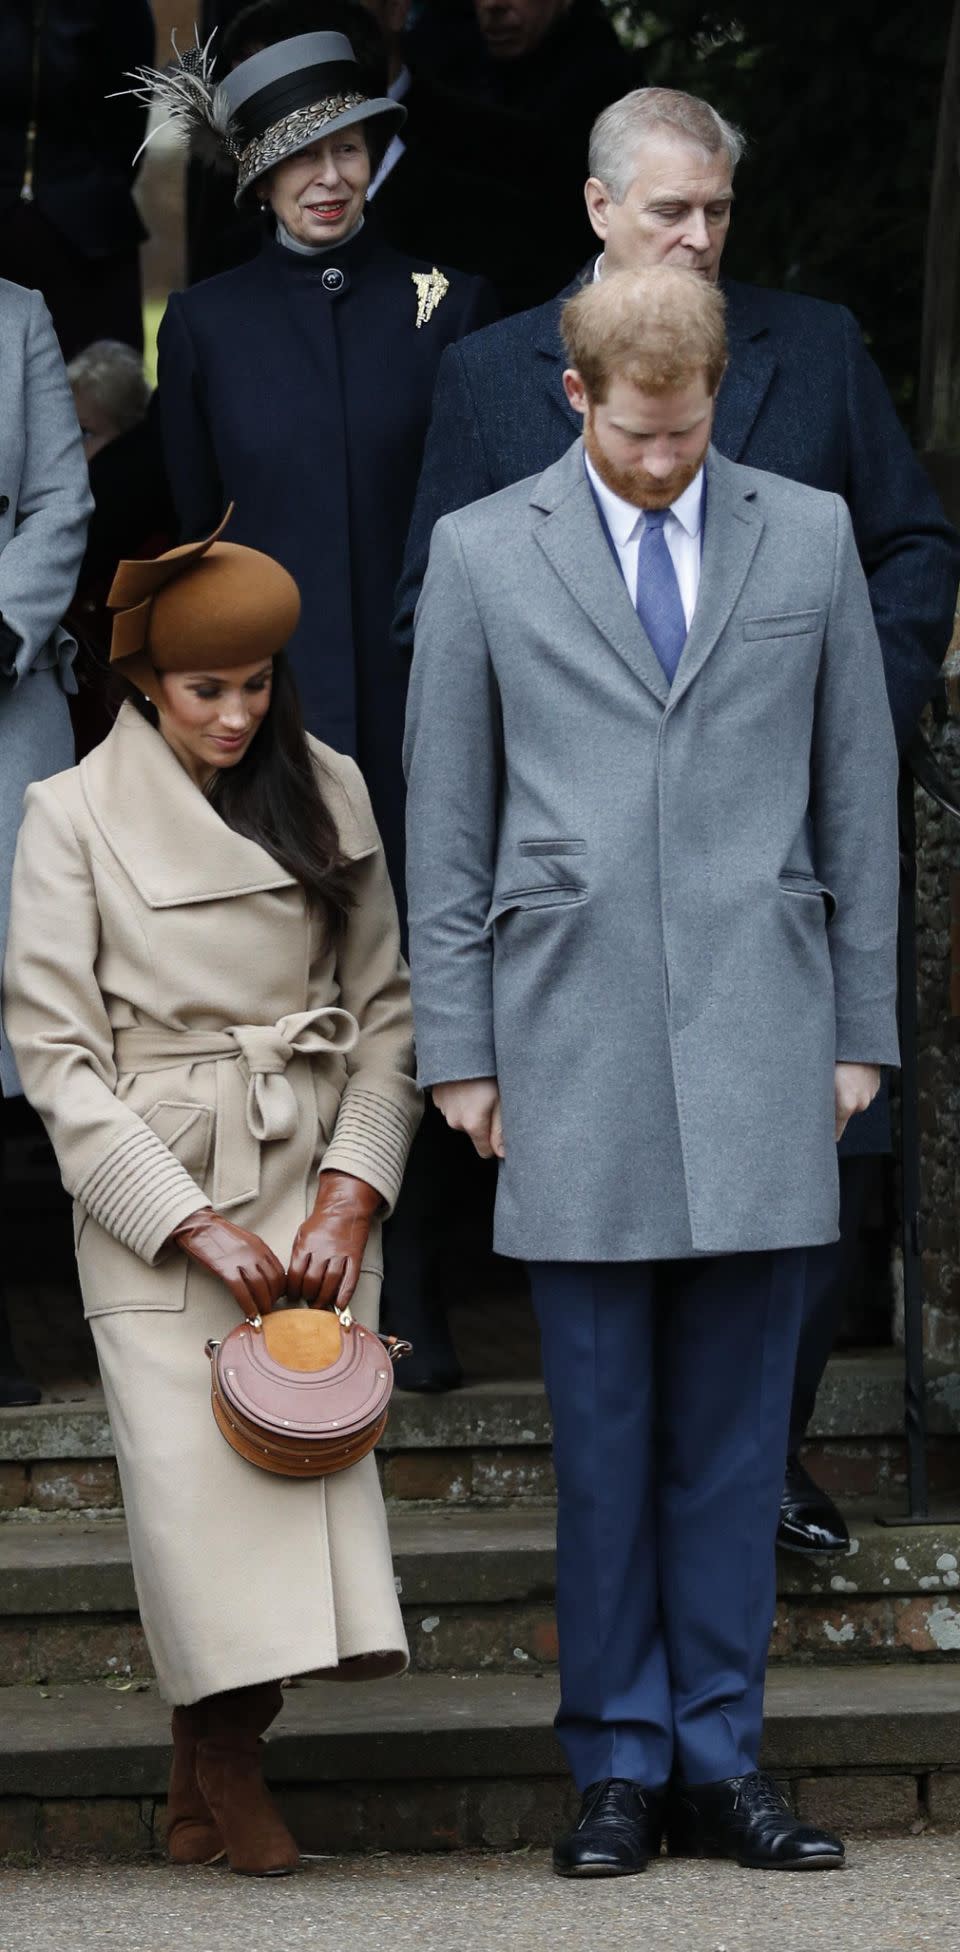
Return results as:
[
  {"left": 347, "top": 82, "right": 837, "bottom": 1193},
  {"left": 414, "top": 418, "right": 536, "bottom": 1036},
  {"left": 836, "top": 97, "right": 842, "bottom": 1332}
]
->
[
  {"left": 66, "top": 340, "right": 151, "bottom": 434},
  {"left": 589, "top": 87, "right": 745, "bottom": 203}
]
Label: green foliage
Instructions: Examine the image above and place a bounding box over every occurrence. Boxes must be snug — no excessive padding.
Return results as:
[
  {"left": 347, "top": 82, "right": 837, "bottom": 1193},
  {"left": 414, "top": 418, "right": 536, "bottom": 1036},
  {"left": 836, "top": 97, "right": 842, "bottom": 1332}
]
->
[{"left": 606, "top": 0, "right": 954, "bottom": 424}]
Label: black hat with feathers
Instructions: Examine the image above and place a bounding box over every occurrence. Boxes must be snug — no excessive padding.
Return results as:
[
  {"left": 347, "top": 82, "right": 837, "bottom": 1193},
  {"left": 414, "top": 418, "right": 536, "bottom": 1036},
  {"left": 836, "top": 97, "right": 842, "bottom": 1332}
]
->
[{"left": 117, "top": 27, "right": 404, "bottom": 203}]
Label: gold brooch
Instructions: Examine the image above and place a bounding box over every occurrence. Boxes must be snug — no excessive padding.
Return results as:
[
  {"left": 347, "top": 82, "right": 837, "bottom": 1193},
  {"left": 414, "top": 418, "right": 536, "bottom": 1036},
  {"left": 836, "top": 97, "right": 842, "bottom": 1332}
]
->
[{"left": 412, "top": 267, "right": 450, "bottom": 329}]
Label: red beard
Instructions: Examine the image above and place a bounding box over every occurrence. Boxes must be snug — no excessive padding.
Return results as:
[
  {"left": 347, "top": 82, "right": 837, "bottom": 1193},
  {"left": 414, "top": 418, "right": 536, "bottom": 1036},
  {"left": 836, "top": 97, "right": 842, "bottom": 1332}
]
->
[{"left": 583, "top": 416, "right": 708, "bottom": 510}]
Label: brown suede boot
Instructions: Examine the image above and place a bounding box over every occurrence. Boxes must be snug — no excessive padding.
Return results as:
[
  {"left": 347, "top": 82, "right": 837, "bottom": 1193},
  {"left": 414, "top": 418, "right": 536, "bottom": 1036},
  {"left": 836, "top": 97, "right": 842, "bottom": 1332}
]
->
[
  {"left": 194, "top": 1681, "right": 300, "bottom": 1877},
  {"left": 166, "top": 1704, "right": 226, "bottom": 1866}
]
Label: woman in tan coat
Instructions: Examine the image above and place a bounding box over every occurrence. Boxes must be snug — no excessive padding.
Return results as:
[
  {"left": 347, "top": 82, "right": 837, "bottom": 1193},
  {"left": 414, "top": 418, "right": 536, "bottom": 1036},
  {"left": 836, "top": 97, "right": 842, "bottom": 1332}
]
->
[{"left": 2, "top": 519, "right": 421, "bottom": 1877}]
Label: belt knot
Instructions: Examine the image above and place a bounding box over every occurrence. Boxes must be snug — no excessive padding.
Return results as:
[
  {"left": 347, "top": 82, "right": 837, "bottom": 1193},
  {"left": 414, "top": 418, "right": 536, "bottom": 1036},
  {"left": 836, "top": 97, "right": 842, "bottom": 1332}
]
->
[{"left": 229, "top": 1008, "right": 359, "bottom": 1146}]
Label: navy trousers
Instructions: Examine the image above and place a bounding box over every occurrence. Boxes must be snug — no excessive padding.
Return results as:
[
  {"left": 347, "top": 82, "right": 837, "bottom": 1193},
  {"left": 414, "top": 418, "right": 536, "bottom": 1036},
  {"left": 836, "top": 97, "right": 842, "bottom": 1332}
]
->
[{"left": 529, "top": 1250, "right": 805, "bottom": 1792}]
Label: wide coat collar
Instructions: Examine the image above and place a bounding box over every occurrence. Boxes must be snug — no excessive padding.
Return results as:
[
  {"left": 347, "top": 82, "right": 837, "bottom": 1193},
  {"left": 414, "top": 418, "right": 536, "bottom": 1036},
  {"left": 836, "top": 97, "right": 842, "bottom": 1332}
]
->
[
  {"left": 533, "top": 272, "right": 779, "bottom": 460},
  {"left": 79, "top": 703, "right": 298, "bottom": 909},
  {"left": 530, "top": 440, "right": 763, "bottom": 708}
]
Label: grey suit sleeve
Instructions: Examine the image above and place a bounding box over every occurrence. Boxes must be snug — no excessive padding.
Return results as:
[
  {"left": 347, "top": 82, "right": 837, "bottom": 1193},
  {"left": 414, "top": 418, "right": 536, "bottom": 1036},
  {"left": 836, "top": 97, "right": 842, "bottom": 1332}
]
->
[
  {"left": 403, "top": 515, "right": 503, "bottom": 1087},
  {"left": 812, "top": 496, "right": 900, "bottom": 1067},
  {"left": 0, "top": 293, "right": 92, "bottom": 687},
  {"left": 393, "top": 344, "right": 496, "bottom": 661}
]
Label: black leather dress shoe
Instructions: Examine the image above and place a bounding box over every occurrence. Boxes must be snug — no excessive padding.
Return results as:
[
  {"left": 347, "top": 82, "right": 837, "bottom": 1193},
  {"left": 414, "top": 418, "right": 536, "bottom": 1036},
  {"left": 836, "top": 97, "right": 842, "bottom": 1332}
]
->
[
  {"left": 777, "top": 1454, "right": 850, "bottom": 1555},
  {"left": 391, "top": 1341, "right": 463, "bottom": 1393},
  {"left": 553, "top": 1779, "right": 663, "bottom": 1878},
  {"left": 667, "top": 1772, "right": 844, "bottom": 1870}
]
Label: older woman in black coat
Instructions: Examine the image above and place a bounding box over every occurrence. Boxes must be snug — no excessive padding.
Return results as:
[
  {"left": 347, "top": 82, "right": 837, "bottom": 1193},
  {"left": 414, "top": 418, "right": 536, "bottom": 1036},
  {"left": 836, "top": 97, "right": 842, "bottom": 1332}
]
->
[
  {"left": 136, "top": 30, "right": 495, "bottom": 1385},
  {"left": 150, "top": 29, "right": 495, "bottom": 905}
]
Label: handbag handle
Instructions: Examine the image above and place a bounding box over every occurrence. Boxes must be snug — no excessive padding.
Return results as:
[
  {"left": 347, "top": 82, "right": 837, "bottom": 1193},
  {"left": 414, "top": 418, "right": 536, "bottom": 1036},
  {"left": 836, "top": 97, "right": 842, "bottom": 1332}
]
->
[
  {"left": 246, "top": 1297, "right": 356, "bottom": 1334},
  {"left": 206, "top": 1307, "right": 412, "bottom": 1363}
]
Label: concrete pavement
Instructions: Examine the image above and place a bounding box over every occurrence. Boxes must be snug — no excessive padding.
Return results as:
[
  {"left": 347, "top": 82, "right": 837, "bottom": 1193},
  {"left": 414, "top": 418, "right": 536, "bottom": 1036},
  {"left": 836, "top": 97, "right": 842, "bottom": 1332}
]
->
[{"left": 0, "top": 1839, "right": 957, "bottom": 1952}]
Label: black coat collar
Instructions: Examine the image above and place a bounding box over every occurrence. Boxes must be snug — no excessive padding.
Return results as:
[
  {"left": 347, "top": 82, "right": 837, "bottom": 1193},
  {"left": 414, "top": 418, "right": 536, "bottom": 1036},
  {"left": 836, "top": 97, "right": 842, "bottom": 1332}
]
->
[{"left": 263, "top": 216, "right": 380, "bottom": 282}]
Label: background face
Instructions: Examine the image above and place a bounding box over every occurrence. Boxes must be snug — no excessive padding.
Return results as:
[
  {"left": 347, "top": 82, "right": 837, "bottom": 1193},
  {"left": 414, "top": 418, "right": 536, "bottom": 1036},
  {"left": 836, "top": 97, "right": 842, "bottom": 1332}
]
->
[
  {"left": 588, "top": 134, "right": 734, "bottom": 285},
  {"left": 474, "top": 0, "right": 571, "bottom": 60},
  {"left": 71, "top": 387, "right": 120, "bottom": 461}
]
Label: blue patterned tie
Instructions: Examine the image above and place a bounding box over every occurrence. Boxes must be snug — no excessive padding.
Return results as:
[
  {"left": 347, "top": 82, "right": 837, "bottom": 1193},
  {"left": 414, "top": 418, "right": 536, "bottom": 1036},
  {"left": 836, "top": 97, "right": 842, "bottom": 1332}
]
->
[{"left": 634, "top": 510, "right": 687, "bottom": 683}]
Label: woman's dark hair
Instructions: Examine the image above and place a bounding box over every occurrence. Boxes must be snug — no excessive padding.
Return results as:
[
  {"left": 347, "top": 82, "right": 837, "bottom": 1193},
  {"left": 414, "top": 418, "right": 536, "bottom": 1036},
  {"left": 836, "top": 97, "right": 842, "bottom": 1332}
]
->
[{"left": 118, "top": 655, "right": 355, "bottom": 934}]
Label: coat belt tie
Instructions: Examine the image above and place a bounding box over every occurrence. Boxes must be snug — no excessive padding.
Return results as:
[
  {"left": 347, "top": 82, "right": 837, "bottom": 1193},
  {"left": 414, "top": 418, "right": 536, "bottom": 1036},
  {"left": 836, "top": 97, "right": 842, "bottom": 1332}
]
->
[{"left": 113, "top": 1008, "right": 360, "bottom": 1210}]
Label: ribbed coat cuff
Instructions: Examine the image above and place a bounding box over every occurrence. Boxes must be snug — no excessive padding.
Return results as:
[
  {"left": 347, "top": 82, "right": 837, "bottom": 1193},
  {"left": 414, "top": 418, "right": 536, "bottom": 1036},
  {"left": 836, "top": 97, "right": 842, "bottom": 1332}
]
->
[
  {"left": 321, "top": 1081, "right": 421, "bottom": 1216},
  {"left": 73, "top": 1128, "right": 209, "bottom": 1267}
]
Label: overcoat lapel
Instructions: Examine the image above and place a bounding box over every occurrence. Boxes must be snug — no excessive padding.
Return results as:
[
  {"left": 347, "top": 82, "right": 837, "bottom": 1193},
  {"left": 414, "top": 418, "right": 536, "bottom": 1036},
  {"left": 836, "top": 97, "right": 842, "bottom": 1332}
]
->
[
  {"left": 531, "top": 446, "right": 671, "bottom": 707},
  {"left": 668, "top": 448, "right": 763, "bottom": 707},
  {"left": 80, "top": 704, "right": 297, "bottom": 907},
  {"left": 713, "top": 283, "right": 778, "bottom": 460}
]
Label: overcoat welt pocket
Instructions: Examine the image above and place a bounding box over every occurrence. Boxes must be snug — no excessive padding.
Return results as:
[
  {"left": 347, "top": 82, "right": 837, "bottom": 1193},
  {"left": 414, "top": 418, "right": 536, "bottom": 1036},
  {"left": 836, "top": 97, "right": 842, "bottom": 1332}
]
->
[
  {"left": 487, "top": 884, "right": 587, "bottom": 925},
  {"left": 743, "top": 610, "right": 822, "bottom": 641},
  {"left": 144, "top": 1101, "right": 214, "bottom": 1182},
  {"left": 779, "top": 870, "right": 836, "bottom": 919},
  {"left": 517, "top": 839, "right": 587, "bottom": 857}
]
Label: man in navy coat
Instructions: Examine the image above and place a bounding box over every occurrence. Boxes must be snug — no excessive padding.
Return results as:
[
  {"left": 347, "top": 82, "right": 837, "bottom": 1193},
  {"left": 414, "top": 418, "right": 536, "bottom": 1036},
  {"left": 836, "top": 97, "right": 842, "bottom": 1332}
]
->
[{"left": 395, "top": 85, "right": 960, "bottom": 1538}]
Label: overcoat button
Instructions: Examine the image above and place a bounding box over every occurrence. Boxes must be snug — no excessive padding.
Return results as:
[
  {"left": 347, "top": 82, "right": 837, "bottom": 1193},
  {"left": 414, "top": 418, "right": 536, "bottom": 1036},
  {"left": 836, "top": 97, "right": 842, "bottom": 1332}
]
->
[
  {"left": 0, "top": 496, "right": 9, "bottom": 515},
  {"left": 321, "top": 266, "right": 345, "bottom": 293}
]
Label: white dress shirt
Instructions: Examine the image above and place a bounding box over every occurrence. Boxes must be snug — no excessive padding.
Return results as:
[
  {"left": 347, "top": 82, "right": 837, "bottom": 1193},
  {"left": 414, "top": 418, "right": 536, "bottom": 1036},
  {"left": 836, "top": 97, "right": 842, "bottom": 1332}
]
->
[
  {"left": 584, "top": 453, "right": 705, "bottom": 627},
  {"left": 368, "top": 67, "right": 411, "bottom": 200}
]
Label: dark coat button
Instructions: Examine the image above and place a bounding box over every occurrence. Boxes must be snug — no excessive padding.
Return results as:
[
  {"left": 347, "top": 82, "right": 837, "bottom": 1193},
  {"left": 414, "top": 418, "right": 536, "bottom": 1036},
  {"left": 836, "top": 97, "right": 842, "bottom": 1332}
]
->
[
  {"left": 321, "top": 266, "right": 345, "bottom": 293},
  {"left": 0, "top": 497, "right": 9, "bottom": 516}
]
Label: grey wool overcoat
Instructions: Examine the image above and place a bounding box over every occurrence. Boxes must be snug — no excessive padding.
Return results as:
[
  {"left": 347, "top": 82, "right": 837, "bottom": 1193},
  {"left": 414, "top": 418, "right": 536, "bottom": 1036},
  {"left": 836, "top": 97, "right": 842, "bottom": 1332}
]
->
[
  {"left": 3, "top": 706, "right": 421, "bottom": 1703},
  {"left": 0, "top": 277, "right": 93, "bottom": 1095},
  {"left": 404, "top": 441, "right": 901, "bottom": 1263}
]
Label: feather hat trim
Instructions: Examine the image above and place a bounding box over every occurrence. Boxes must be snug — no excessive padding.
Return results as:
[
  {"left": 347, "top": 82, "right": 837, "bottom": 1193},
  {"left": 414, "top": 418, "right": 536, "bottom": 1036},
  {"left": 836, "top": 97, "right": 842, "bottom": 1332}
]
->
[
  {"left": 111, "top": 28, "right": 239, "bottom": 169},
  {"left": 113, "top": 29, "right": 405, "bottom": 200}
]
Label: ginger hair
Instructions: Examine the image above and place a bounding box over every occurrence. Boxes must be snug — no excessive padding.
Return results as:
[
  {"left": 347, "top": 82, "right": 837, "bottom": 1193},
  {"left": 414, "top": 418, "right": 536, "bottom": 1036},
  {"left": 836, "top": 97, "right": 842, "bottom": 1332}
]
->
[{"left": 561, "top": 267, "right": 728, "bottom": 403}]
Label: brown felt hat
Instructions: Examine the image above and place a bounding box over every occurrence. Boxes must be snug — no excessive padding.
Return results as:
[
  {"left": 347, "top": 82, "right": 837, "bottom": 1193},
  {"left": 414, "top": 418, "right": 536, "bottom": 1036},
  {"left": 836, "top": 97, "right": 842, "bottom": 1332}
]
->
[{"left": 107, "top": 508, "right": 301, "bottom": 706}]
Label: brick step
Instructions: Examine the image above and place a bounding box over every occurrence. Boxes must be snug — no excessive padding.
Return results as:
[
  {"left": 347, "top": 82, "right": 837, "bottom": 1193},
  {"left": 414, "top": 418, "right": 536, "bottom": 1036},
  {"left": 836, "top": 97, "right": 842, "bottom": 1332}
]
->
[
  {"left": 1, "top": 1666, "right": 958, "bottom": 1857},
  {"left": 2, "top": 1351, "right": 959, "bottom": 1514},
  {"left": 1, "top": 1509, "right": 958, "bottom": 1687}
]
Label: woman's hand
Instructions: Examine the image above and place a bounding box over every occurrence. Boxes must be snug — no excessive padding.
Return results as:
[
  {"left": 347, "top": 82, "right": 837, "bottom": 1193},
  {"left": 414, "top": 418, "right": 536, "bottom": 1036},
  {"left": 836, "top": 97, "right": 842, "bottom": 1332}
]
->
[
  {"left": 168, "top": 1208, "right": 286, "bottom": 1319},
  {"left": 286, "top": 1171, "right": 383, "bottom": 1309},
  {"left": 834, "top": 1063, "right": 881, "bottom": 1141}
]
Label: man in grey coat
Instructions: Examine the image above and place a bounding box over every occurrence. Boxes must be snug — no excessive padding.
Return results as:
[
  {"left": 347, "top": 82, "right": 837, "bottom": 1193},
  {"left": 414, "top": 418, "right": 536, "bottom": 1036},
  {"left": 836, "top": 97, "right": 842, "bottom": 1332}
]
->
[
  {"left": 0, "top": 277, "right": 93, "bottom": 1403},
  {"left": 404, "top": 267, "right": 899, "bottom": 1878}
]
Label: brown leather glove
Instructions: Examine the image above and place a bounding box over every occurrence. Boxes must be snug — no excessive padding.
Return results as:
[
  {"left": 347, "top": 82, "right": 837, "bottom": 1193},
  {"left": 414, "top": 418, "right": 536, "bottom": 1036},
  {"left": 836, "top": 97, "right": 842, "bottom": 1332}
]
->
[
  {"left": 169, "top": 1208, "right": 286, "bottom": 1319},
  {"left": 286, "top": 1171, "right": 383, "bottom": 1309}
]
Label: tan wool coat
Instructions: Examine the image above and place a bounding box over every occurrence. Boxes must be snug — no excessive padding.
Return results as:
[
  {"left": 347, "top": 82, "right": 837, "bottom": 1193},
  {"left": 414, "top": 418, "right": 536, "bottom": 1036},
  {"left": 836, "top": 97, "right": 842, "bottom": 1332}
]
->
[{"left": 3, "top": 702, "right": 422, "bottom": 1704}]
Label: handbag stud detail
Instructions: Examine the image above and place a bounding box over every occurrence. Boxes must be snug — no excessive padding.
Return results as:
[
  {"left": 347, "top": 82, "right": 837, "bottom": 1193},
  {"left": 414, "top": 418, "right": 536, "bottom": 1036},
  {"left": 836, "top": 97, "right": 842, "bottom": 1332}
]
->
[{"left": 206, "top": 1302, "right": 411, "bottom": 1478}]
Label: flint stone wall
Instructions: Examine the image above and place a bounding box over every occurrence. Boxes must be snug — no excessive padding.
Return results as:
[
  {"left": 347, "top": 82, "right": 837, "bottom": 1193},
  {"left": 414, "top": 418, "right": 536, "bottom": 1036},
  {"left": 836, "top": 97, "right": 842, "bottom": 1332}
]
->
[{"left": 912, "top": 610, "right": 960, "bottom": 1359}]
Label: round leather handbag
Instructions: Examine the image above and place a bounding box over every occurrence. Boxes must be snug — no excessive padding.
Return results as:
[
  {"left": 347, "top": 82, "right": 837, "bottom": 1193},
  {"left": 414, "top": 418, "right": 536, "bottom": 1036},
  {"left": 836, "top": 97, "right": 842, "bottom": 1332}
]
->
[{"left": 205, "top": 1303, "right": 411, "bottom": 1479}]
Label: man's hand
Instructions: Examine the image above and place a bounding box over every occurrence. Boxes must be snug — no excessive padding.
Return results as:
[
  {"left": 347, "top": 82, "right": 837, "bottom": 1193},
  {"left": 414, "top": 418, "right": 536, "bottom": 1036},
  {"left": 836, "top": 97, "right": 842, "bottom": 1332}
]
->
[
  {"left": 834, "top": 1063, "right": 881, "bottom": 1141},
  {"left": 432, "top": 1078, "right": 505, "bottom": 1160}
]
